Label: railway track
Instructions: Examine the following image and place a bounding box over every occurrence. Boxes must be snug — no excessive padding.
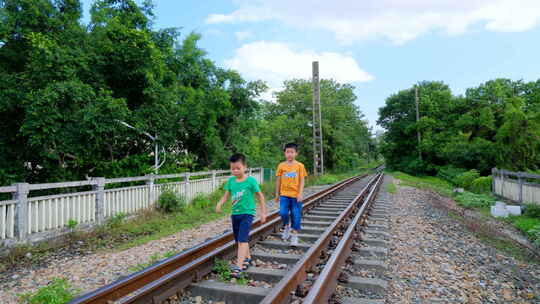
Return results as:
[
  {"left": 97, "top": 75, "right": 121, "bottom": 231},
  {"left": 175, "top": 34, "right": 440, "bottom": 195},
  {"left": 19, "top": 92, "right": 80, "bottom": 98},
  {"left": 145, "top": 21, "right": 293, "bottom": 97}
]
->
[{"left": 70, "top": 169, "right": 385, "bottom": 304}]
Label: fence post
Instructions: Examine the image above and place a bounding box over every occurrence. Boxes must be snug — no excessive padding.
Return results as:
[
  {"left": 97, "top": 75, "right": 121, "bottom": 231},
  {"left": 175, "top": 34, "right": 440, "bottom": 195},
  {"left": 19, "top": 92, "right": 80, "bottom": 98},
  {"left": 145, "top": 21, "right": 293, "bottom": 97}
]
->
[
  {"left": 93, "top": 177, "right": 105, "bottom": 223},
  {"left": 211, "top": 170, "right": 217, "bottom": 191},
  {"left": 518, "top": 172, "right": 524, "bottom": 203},
  {"left": 146, "top": 174, "right": 155, "bottom": 206},
  {"left": 249, "top": 167, "right": 253, "bottom": 176},
  {"left": 491, "top": 168, "right": 496, "bottom": 194},
  {"left": 184, "top": 172, "right": 191, "bottom": 202},
  {"left": 500, "top": 170, "right": 505, "bottom": 198},
  {"left": 13, "top": 183, "right": 29, "bottom": 241}
]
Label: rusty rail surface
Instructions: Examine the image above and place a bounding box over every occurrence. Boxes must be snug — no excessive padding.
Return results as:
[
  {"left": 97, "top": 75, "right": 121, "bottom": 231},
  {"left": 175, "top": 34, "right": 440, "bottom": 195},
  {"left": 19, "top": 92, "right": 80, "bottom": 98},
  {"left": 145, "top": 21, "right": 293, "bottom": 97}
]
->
[
  {"left": 70, "top": 172, "right": 372, "bottom": 304},
  {"left": 260, "top": 172, "right": 383, "bottom": 304},
  {"left": 302, "top": 173, "right": 384, "bottom": 304}
]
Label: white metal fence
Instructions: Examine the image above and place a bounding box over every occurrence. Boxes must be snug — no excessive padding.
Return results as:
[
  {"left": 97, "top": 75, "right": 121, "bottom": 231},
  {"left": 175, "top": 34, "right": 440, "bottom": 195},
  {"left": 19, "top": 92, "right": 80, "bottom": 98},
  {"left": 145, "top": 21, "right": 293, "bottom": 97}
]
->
[
  {"left": 492, "top": 168, "right": 540, "bottom": 205},
  {"left": 0, "top": 168, "right": 263, "bottom": 244}
]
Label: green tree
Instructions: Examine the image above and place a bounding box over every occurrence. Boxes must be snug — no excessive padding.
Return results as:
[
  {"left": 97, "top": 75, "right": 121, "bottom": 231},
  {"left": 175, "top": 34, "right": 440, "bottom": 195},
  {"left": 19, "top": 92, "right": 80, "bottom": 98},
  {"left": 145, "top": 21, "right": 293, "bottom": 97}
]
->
[{"left": 259, "top": 79, "right": 374, "bottom": 172}]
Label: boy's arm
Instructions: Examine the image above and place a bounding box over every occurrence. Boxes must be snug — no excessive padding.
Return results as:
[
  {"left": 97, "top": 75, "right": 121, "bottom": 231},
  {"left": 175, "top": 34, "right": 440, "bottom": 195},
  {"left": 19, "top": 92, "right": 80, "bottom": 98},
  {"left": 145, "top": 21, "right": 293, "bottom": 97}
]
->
[
  {"left": 215, "top": 191, "right": 230, "bottom": 213},
  {"left": 297, "top": 176, "right": 305, "bottom": 202},
  {"left": 275, "top": 176, "right": 281, "bottom": 201},
  {"left": 256, "top": 191, "right": 267, "bottom": 223}
]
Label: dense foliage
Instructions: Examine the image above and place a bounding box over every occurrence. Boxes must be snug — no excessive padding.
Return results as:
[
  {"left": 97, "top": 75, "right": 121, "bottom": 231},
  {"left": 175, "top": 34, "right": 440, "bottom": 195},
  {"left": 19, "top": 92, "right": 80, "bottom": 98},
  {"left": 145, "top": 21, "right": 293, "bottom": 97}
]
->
[
  {"left": 378, "top": 80, "right": 540, "bottom": 175},
  {"left": 0, "top": 0, "right": 375, "bottom": 185}
]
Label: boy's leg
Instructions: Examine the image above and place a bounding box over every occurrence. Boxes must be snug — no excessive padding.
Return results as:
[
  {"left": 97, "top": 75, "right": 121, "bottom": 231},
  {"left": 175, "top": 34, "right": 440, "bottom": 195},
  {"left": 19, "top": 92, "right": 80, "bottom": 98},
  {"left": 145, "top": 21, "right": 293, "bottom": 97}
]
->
[
  {"left": 279, "top": 197, "right": 293, "bottom": 240},
  {"left": 231, "top": 215, "right": 240, "bottom": 243},
  {"left": 289, "top": 198, "right": 302, "bottom": 246},
  {"left": 236, "top": 243, "right": 249, "bottom": 268},
  {"left": 236, "top": 215, "right": 254, "bottom": 268},
  {"left": 246, "top": 244, "right": 251, "bottom": 260},
  {"left": 279, "top": 196, "right": 291, "bottom": 226},
  {"left": 291, "top": 197, "right": 302, "bottom": 233}
]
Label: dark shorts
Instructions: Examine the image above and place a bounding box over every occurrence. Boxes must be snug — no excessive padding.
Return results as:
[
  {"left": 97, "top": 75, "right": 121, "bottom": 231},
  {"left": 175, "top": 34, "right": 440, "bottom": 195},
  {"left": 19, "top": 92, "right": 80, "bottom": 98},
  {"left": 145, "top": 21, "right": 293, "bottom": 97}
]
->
[{"left": 231, "top": 214, "right": 254, "bottom": 243}]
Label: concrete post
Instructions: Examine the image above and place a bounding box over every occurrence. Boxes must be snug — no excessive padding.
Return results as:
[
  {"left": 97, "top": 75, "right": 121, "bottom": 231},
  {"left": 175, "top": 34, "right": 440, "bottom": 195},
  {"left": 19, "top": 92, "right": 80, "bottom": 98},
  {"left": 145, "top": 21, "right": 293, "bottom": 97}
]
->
[
  {"left": 146, "top": 174, "right": 155, "bottom": 206},
  {"left": 518, "top": 172, "right": 524, "bottom": 203},
  {"left": 13, "top": 183, "right": 29, "bottom": 241},
  {"left": 211, "top": 170, "right": 217, "bottom": 191},
  {"left": 93, "top": 177, "right": 105, "bottom": 223}
]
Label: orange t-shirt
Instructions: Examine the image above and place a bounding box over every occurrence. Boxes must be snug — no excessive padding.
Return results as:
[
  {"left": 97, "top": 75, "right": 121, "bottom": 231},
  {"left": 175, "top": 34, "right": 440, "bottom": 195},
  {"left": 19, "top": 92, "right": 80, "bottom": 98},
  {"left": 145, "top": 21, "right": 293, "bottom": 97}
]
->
[{"left": 276, "top": 161, "right": 308, "bottom": 198}]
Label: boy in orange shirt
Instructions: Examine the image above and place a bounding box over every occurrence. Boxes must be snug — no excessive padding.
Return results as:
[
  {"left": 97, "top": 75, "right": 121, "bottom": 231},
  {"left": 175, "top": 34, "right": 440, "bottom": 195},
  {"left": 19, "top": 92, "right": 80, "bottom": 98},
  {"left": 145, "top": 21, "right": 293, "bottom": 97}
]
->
[{"left": 275, "top": 143, "right": 308, "bottom": 246}]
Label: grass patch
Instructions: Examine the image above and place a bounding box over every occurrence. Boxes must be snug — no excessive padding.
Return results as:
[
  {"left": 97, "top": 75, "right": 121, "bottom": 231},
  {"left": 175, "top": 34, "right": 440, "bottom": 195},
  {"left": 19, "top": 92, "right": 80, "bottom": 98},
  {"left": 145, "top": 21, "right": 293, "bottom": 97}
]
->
[
  {"left": 387, "top": 182, "right": 397, "bottom": 194},
  {"left": 476, "top": 233, "right": 534, "bottom": 262},
  {"left": 19, "top": 278, "right": 79, "bottom": 304},
  {"left": 212, "top": 259, "right": 249, "bottom": 285},
  {"left": 454, "top": 192, "right": 496, "bottom": 209},
  {"left": 111, "top": 188, "right": 232, "bottom": 251},
  {"left": 390, "top": 171, "right": 454, "bottom": 197},
  {"left": 505, "top": 216, "right": 540, "bottom": 238}
]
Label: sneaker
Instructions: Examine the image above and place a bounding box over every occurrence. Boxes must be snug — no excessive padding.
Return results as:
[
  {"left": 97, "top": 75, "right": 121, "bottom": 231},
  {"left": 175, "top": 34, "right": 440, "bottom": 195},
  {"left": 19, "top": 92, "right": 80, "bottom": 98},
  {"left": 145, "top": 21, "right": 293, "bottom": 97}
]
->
[
  {"left": 282, "top": 225, "right": 291, "bottom": 240},
  {"left": 290, "top": 234, "right": 299, "bottom": 246}
]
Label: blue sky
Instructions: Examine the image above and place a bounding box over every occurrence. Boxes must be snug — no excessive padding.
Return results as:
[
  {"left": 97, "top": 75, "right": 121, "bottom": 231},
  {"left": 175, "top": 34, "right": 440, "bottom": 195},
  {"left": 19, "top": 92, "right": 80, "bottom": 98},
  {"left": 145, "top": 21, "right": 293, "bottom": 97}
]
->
[{"left": 81, "top": 0, "right": 540, "bottom": 130}]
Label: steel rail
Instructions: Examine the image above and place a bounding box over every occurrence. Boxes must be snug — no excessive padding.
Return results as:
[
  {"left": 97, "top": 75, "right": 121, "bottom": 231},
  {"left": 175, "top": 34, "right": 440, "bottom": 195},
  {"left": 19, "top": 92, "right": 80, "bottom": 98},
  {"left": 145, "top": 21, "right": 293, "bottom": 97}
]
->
[
  {"left": 302, "top": 173, "right": 384, "bottom": 304},
  {"left": 70, "top": 173, "right": 369, "bottom": 304},
  {"left": 260, "top": 172, "right": 383, "bottom": 304}
]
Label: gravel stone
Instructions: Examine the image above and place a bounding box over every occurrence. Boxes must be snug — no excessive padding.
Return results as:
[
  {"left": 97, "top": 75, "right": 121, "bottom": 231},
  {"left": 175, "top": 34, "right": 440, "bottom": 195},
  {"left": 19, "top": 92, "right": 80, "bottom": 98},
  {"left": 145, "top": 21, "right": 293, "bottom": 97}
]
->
[{"left": 387, "top": 181, "right": 540, "bottom": 304}]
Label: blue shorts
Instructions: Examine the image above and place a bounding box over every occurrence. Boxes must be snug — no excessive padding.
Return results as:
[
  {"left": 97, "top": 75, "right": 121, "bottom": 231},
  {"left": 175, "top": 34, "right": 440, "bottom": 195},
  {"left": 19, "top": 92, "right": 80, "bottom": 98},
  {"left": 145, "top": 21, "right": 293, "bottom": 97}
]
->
[
  {"left": 231, "top": 214, "right": 254, "bottom": 243},
  {"left": 279, "top": 196, "right": 302, "bottom": 231}
]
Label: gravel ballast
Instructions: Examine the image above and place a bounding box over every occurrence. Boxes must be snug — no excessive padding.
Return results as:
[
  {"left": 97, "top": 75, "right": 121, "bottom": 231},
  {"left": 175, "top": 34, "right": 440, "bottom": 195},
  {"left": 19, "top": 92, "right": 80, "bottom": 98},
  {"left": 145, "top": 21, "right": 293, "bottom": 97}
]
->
[{"left": 387, "top": 183, "right": 540, "bottom": 304}]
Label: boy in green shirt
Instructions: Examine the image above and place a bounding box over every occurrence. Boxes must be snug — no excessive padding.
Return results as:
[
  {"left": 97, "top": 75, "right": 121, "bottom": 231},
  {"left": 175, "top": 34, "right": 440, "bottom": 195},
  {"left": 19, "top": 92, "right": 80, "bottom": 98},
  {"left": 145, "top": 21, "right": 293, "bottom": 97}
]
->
[{"left": 216, "top": 153, "right": 267, "bottom": 278}]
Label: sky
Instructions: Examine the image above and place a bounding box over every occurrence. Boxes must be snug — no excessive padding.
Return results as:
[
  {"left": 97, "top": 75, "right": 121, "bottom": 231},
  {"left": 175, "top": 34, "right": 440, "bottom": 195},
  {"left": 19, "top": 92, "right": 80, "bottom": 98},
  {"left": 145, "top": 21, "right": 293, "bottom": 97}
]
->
[{"left": 82, "top": 0, "right": 540, "bottom": 130}]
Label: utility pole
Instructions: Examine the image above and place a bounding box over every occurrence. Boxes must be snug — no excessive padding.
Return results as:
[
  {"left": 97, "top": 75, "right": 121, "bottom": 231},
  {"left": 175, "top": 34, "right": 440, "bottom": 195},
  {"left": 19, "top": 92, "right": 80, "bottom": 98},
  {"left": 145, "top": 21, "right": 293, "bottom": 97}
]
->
[
  {"left": 415, "top": 85, "right": 422, "bottom": 161},
  {"left": 312, "top": 61, "right": 324, "bottom": 176}
]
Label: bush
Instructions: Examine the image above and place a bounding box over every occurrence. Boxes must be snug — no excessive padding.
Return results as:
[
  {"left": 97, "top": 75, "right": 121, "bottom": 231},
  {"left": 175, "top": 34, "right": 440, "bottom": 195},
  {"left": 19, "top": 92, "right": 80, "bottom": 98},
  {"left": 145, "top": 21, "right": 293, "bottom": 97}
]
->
[
  {"left": 470, "top": 176, "right": 493, "bottom": 194},
  {"left": 437, "top": 166, "right": 467, "bottom": 183},
  {"left": 157, "top": 189, "right": 186, "bottom": 213},
  {"left": 454, "top": 191, "right": 495, "bottom": 209},
  {"left": 191, "top": 193, "right": 211, "bottom": 209},
  {"left": 512, "top": 217, "right": 540, "bottom": 238},
  {"left": 107, "top": 212, "right": 127, "bottom": 229},
  {"left": 529, "top": 225, "right": 540, "bottom": 247},
  {"left": 67, "top": 219, "right": 78, "bottom": 230},
  {"left": 19, "top": 278, "right": 79, "bottom": 304},
  {"left": 453, "top": 169, "right": 480, "bottom": 189},
  {"left": 523, "top": 204, "right": 540, "bottom": 219}
]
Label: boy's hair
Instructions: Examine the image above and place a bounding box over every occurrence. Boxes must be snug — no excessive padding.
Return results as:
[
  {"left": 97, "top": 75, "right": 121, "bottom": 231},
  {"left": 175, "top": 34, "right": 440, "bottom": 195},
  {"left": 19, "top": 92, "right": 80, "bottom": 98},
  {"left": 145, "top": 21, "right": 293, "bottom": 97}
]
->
[
  {"left": 283, "top": 143, "right": 298, "bottom": 152},
  {"left": 229, "top": 153, "right": 246, "bottom": 164}
]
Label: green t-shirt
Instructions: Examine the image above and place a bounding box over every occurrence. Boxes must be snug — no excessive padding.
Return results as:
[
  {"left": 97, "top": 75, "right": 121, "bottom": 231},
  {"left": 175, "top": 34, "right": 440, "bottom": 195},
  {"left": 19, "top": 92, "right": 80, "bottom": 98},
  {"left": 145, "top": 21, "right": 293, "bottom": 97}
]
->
[{"left": 225, "top": 176, "right": 261, "bottom": 216}]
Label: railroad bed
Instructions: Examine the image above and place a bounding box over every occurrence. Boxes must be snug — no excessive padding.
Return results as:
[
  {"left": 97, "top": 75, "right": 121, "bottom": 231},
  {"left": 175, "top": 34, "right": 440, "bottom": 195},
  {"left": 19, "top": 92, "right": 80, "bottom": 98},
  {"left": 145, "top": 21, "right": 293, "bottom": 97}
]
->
[
  {"left": 70, "top": 170, "right": 385, "bottom": 304},
  {"left": 303, "top": 175, "right": 392, "bottom": 304}
]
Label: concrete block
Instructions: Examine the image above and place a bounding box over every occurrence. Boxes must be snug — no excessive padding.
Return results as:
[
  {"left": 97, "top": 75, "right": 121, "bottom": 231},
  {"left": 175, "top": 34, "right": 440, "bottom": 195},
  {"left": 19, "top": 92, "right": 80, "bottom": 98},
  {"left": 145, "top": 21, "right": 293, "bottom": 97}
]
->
[
  {"left": 251, "top": 251, "right": 301, "bottom": 264},
  {"left": 189, "top": 281, "right": 269, "bottom": 304},
  {"left": 259, "top": 240, "right": 311, "bottom": 251},
  {"left": 244, "top": 267, "right": 286, "bottom": 282},
  {"left": 341, "top": 297, "right": 385, "bottom": 304},
  {"left": 358, "top": 246, "right": 388, "bottom": 258},
  {"left": 345, "top": 276, "right": 387, "bottom": 294},
  {"left": 353, "top": 259, "right": 387, "bottom": 272}
]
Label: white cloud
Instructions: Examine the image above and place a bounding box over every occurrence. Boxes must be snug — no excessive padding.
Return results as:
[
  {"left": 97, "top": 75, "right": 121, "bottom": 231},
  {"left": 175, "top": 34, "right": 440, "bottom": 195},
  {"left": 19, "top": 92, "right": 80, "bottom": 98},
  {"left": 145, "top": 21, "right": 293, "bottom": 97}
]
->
[
  {"left": 206, "top": 0, "right": 540, "bottom": 44},
  {"left": 235, "top": 30, "right": 253, "bottom": 41},
  {"left": 224, "top": 41, "right": 374, "bottom": 98}
]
